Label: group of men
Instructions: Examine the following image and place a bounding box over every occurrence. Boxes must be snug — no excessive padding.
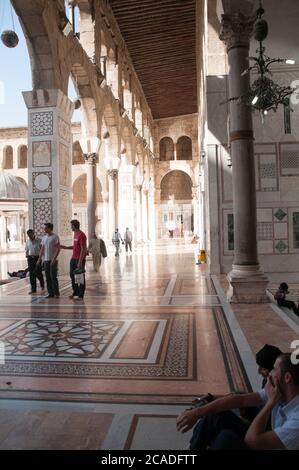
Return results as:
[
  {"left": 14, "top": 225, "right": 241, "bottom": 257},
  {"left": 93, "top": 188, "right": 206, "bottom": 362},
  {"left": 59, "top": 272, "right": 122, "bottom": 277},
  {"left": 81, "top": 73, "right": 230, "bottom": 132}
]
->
[
  {"left": 112, "top": 227, "right": 133, "bottom": 256},
  {"left": 24, "top": 222, "right": 132, "bottom": 299},
  {"left": 25, "top": 220, "right": 87, "bottom": 300}
]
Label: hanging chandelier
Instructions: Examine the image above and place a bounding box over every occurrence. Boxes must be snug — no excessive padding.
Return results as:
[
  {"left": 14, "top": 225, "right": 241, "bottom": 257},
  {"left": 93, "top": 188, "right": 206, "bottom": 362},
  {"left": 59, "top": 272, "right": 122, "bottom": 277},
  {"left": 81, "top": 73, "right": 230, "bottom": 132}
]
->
[
  {"left": 0, "top": 1, "right": 19, "bottom": 48},
  {"left": 229, "top": 1, "right": 295, "bottom": 117}
]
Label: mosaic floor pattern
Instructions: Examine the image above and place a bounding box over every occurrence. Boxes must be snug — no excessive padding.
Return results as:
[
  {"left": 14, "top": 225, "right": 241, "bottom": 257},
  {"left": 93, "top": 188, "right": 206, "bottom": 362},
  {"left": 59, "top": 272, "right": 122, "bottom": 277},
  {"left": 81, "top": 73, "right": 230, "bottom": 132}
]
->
[{"left": 0, "top": 242, "right": 267, "bottom": 449}]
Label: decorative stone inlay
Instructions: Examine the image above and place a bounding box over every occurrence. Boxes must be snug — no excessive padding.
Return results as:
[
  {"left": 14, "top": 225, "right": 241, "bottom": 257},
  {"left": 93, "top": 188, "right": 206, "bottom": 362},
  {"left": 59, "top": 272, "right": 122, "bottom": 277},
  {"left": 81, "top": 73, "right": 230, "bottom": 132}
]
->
[
  {"left": 0, "top": 315, "right": 191, "bottom": 378},
  {"left": 281, "top": 149, "right": 299, "bottom": 169},
  {"left": 257, "top": 222, "right": 273, "bottom": 241},
  {"left": 58, "top": 118, "right": 71, "bottom": 143},
  {"left": 33, "top": 198, "right": 52, "bottom": 236},
  {"left": 274, "top": 208, "right": 287, "bottom": 221},
  {"left": 33, "top": 172, "right": 52, "bottom": 193},
  {"left": 59, "top": 143, "right": 71, "bottom": 187},
  {"left": 260, "top": 163, "right": 276, "bottom": 179},
  {"left": 275, "top": 240, "right": 288, "bottom": 253},
  {"left": 32, "top": 141, "right": 51, "bottom": 167},
  {"left": 30, "top": 112, "right": 53, "bottom": 136},
  {"left": 2, "top": 319, "right": 123, "bottom": 359},
  {"left": 59, "top": 190, "right": 72, "bottom": 237}
]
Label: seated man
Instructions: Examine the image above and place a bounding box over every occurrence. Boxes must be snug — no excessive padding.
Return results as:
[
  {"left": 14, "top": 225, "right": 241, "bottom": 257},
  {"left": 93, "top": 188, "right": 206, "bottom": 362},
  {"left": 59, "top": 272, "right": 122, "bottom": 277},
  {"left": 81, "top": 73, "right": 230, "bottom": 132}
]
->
[
  {"left": 177, "top": 353, "right": 299, "bottom": 450},
  {"left": 274, "top": 282, "right": 299, "bottom": 316},
  {"left": 7, "top": 268, "right": 29, "bottom": 279}
]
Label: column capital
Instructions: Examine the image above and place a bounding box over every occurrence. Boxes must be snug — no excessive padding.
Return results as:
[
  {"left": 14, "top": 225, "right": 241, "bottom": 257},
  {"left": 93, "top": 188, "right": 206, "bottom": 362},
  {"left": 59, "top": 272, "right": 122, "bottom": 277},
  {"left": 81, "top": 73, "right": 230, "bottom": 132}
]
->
[
  {"left": 192, "top": 185, "right": 199, "bottom": 200},
  {"left": 135, "top": 184, "right": 142, "bottom": 192},
  {"left": 219, "top": 12, "right": 254, "bottom": 51},
  {"left": 107, "top": 169, "right": 118, "bottom": 179},
  {"left": 84, "top": 152, "right": 97, "bottom": 165}
]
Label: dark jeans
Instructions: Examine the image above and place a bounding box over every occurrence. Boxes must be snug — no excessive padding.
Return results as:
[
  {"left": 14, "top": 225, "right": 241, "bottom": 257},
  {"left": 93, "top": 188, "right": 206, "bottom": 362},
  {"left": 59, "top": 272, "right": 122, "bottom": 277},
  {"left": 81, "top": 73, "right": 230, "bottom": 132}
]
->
[
  {"left": 189, "top": 411, "right": 249, "bottom": 451},
  {"left": 44, "top": 260, "right": 59, "bottom": 296},
  {"left": 27, "top": 256, "right": 44, "bottom": 292},
  {"left": 70, "top": 258, "right": 86, "bottom": 298},
  {"left": 125, "top": 241, "right": 132, "bottom": 252},
  {"left": 278, "top": 299, "right": 299, "bottom": 316}
]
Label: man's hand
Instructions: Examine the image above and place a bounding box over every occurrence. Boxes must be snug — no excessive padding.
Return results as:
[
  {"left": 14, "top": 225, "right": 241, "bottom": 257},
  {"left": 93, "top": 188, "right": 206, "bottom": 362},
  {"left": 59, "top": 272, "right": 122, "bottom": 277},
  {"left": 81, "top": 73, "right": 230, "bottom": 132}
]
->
[
  {"left": 176, "top": 408, "right": 201, "bottom": 433},
  {"left": 265, "top": 376, "right": 282, "bottom": 406}
]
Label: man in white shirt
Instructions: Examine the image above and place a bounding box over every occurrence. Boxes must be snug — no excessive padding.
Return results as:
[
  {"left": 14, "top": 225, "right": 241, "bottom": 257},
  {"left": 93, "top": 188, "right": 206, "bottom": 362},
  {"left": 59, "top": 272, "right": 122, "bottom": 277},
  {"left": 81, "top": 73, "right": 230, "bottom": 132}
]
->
[
  {"left": 37, "top": 223, "right": 60, "bottom": 298},
  {"left": 177, "top": 353, "right": 299, "bottom": 449},
  {"left": 112, "top": 228, "right": 123, "bottom": 257},
  {"left": 25, "top": 229, "right": 44, "bottom": 294},
  {"left": 124, "top": 227, "right": 133, "bottom": 253}
]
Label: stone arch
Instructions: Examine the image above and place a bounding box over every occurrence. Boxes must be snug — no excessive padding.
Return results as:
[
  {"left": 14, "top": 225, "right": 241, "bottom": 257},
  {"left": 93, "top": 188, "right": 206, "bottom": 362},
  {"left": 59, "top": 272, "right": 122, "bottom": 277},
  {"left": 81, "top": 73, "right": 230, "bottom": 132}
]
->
[
  {"left": 72, "top": 141, "right": 84, "bottom": 165},
  {"left": 12, "top": 0, "right": 61, "bottom": 89},
  {"left": 159, "top": 137, "right": 174, "bottom": 161},
  {"left": 122, "top": 71, "right": 132, "bottom": 119},
  {"left": 177, "top": 136, "right": 192, "bottom": 160},
  {"left": 76, "top": 0, "right": 95, "bottom": 60},
  {"left": 100, "top": 30, "right": 108, "bottom": 78},
  {"left": 120, "top": 125, "right": 133, "bottom": 165},
  {"left": 107, "top": 47, "right": 119, "bottom": 99},
  {"left": 3, "top": 146, "right": 13, "bottom": 169},
  {"left": 134, "top": 95, "right": 143, "bottom": 134},
  {"left": 18, "top": 145, "right": 28, "bottom": 169},
  {"left": 160, "top": 171, "right": 193, "bottom": 201},
  {"left": 73, "top": 174, "right": 103, "bottom": 204}
]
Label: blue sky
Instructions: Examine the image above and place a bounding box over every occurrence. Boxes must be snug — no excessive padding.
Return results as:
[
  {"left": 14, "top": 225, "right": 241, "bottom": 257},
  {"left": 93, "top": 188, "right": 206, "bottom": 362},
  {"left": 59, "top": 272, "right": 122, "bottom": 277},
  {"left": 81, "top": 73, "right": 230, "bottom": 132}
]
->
[{"left": 0, "top": 1, "right": 79, "bottom": 128}]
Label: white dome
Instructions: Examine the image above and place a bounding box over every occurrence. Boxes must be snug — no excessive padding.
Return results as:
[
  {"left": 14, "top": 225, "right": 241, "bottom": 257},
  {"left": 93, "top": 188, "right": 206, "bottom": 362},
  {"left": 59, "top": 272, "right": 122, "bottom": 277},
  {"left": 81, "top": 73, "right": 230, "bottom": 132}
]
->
[{"left": 0, "top": 172, "right": 28, "bottom": 199}]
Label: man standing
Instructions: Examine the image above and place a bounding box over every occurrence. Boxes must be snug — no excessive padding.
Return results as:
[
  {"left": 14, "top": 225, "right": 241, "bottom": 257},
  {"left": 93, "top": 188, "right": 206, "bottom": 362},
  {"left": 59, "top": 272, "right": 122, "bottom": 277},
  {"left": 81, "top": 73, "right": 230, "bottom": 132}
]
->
[
  {"left": 37, "top": 223, "right": 60, "bottom": 299},
  {"left": 25, "top": 229, "right": 44, "bottom": 294},
  {"left": 124, "top": 227, "right": 133, "bottom": 253},
  {"left": 60, "top": 220, "right": 87, "bottom": 300},
  {"left": 112, "top": 228, "right": 123, "bottom": 257}
]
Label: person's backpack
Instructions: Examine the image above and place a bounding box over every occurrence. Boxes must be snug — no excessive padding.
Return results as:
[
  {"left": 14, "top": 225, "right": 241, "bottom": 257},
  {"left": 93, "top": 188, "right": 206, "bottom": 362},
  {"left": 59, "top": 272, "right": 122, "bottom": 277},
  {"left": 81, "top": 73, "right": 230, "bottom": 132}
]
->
[{"left": 100, "top": 239, "right": 107, "bottom": 258}]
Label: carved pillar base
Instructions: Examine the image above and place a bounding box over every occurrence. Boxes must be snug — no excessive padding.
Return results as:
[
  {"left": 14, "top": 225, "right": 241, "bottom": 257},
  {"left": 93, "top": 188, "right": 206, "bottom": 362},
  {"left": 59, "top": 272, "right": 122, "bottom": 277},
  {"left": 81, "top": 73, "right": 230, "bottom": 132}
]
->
[{"left": 227, "top": 265, "right": 269, "bottom": 303}]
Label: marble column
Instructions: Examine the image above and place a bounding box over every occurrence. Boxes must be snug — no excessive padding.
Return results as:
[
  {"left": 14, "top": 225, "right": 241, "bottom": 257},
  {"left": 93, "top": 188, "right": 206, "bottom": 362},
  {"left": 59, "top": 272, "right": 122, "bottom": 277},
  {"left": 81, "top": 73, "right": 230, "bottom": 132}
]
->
[
  {"left": 23, "top": 89, "right": 74, "bottom": 274},
  {"left": 135, "top": 185, "right": 143, "bottom": 243},
  {"left": 108, "top": 170, "right": 118, "bottom": 235},
  {"left": 0, "top": 213, "right": 4, "bottom": 251},
  {"left": 147, "top": 185, "right": 155, "bottom": 241},
  {"left": 192, "top": 186, "right": 200, "bottom": 236},
  {"left": 102, "top": 191, "right": 109, "bottom": 241},
  {"left": 220, "top": 12, "right": 268, "bottom": 302},
  {"left": 85, "top": 152, "right": 97, "bottom": 242},
  {"left": 141, "top": 189, "right": 149, "bottom": 242}
]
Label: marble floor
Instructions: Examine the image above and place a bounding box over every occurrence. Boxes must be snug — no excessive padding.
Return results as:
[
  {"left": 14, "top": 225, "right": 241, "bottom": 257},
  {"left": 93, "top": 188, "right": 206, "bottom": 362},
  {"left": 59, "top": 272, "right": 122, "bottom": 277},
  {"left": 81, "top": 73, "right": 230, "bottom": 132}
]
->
[{"left": 0, "top": 241, "right": 298, "bottom": 449}]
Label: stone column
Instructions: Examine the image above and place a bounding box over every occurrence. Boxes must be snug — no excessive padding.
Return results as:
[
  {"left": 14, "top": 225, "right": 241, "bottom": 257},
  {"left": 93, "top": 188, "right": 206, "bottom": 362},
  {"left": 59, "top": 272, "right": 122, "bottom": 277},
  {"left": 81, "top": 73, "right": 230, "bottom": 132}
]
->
[
  {"left": 192, "top": 186, "right": 200, "bottom": 236},
  {"left": 102, "top": 191, "right": 109, "bottom": 241},
  {"left": 107, "top": 170, "right": 118, "bottom": 234},
  {"left": 23, "top": 89, "right": 74, "bottom": 274},
  {"left": 154, "top": 188, "right": 161, "bottom": 240},
  {"left": 148, "top": 186, "right": 156, "bottom": 241},
  {"left": 85, "top": 152, "right": 97, "bottom": 242},
  {"left": 220, "top": 13, "right": 268, "bottom": 302},
  {"left": 135, "top": 185, "right": 143, "bottom": 243},
  {"left": 141, "top": 189, "right": 149, "bottom": 242},
  {"left": 0, "top": 212, "right": 4, "bottom": 252}
]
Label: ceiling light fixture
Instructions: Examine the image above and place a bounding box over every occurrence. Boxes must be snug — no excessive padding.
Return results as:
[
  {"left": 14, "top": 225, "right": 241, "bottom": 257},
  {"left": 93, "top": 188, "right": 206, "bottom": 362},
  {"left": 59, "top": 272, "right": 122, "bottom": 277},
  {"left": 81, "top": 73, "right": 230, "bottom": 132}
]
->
[{"left": 228, "top": 1, "right": 295, "bottom": 119}]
